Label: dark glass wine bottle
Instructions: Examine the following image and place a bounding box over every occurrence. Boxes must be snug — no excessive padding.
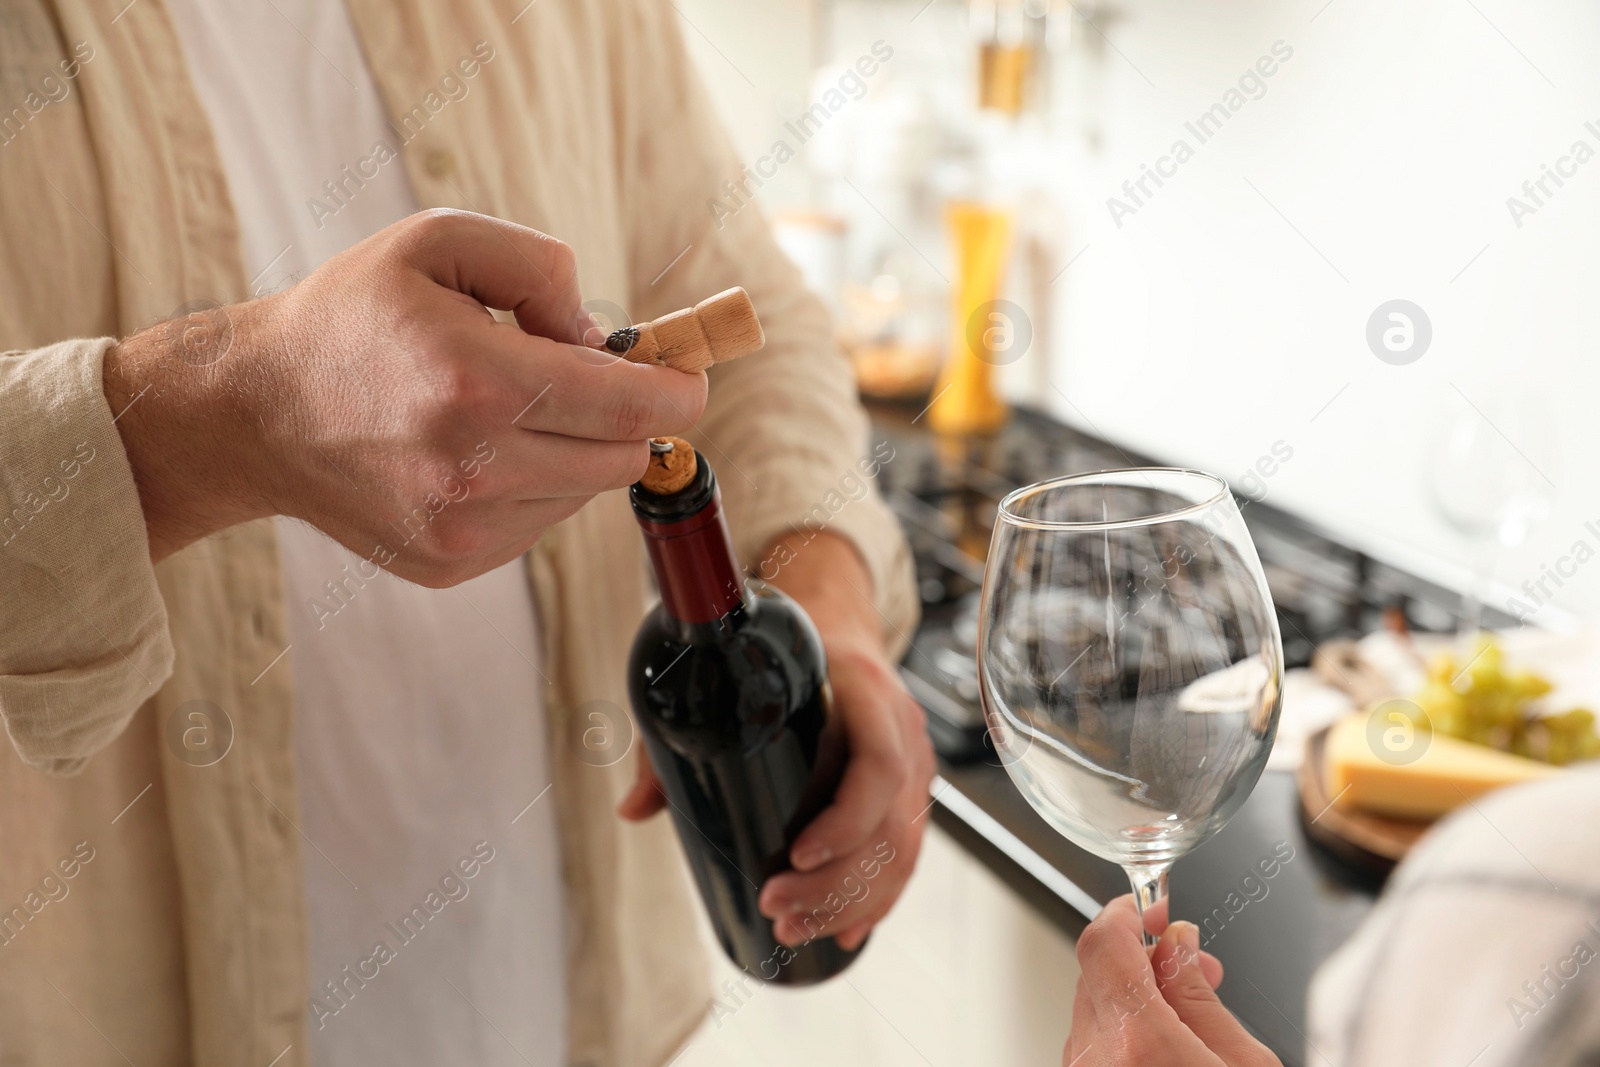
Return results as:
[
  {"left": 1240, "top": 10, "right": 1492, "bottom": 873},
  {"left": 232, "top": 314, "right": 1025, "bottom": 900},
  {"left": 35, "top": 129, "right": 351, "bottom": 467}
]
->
[{"left": 627, "top": 441, "right": 860, "bottom": 985}]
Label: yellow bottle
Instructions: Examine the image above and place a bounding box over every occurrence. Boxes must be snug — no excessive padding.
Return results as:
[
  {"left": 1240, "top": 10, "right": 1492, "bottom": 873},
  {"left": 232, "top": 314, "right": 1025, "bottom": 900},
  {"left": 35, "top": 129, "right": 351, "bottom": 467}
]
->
[{"left": 929, "top": 201, "right": 1013, "bottom": 437}]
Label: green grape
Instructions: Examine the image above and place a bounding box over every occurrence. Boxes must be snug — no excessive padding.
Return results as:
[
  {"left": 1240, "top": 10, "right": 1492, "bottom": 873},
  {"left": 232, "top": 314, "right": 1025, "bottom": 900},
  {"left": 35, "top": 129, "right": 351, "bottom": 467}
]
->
[
  {"left": 1467, "top": 638, "right": 1504, "bottom": 689},
  {"left": 1415, "top": 681, "right": 1464, "bottom": 737},
  {"left": 1508, "top": 670, "right": 1554, "bottom": 702},
  {"left": 1408, "top": 638, "right": 1600, "bottom": 765}
]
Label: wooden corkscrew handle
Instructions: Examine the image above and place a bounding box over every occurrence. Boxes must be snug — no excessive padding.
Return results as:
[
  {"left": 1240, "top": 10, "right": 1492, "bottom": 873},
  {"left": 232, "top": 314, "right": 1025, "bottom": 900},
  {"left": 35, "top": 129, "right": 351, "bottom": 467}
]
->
[{"left": 604, "top": 287, "right": 765, "bottom": 373}]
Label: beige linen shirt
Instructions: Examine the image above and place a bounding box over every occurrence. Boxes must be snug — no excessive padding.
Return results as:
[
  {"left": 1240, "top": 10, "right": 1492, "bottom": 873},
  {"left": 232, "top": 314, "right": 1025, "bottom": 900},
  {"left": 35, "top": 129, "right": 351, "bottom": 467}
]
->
[{"left": 0, "top": 1, "right": 916, "bottom": 1064}]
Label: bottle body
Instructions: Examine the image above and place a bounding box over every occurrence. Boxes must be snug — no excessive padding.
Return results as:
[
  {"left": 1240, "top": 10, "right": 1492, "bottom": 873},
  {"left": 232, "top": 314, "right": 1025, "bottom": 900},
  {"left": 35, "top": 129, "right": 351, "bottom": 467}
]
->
[
  {"left": 627, "top": 450, "right": 859, "bottom": 985},
  {"left": 628, "top": 586, "right": 857, "bottom": 984}
]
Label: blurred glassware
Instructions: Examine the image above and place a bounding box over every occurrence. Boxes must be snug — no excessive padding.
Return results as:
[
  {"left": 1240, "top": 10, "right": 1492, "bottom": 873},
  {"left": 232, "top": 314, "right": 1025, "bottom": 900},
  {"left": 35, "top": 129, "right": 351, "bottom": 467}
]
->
[
  {"left": 978, "top": 40, "right": 1032, "bottom": 115},
  {"left": 929, "top": 200, "right": 1013, "bottom": 436},
  {"left": 839, "top": 254, "right": 944, "bottom": 404},
  {"left": 970, "top": 0, "right": 1071, "bottom": 116},
  {"left": 1428, "top": 387, "right": 1558, "bottom": 639},
  {"left": 773, "top": 210, "right": 848, "bottom": 318}
]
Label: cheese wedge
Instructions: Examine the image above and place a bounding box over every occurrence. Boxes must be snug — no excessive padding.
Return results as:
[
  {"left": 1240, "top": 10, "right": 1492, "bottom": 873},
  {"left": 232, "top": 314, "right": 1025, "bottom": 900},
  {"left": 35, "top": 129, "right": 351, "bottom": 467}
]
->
[{"left": 1326, "top": 712, "right": 1560, "bottom": 820}]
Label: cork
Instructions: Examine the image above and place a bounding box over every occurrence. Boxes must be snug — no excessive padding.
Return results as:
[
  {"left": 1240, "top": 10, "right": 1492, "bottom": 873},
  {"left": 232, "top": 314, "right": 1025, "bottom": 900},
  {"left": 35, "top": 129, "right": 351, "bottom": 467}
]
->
[
  {"left": 639, "top": 437, "right": 697, "bottom": 495},
  {"left": 605, "top": 288, "right": 765, "bottom": 374}
]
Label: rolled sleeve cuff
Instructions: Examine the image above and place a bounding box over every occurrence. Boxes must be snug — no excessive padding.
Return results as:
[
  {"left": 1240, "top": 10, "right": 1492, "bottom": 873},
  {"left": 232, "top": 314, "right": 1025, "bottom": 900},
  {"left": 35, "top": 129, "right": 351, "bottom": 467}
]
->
[
  {"left": 0, "top": 338, "right": 173, "bottom": 773},
  {"left": 721, "top": 433, "right": 919, "bottom": 661}
]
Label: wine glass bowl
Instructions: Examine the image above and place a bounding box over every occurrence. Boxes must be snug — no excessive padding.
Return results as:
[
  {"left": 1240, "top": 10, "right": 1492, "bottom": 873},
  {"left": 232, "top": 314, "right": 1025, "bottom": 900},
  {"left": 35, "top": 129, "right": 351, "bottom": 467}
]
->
[{"left": 977, "top": 469, "right": 1283, "bottom": 938}]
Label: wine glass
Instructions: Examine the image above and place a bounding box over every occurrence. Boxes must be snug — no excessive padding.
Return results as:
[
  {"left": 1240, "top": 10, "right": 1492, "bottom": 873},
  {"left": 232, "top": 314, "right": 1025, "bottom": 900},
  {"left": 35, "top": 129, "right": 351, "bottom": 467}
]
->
[
  {"left": 1428, "top": 388, "right": 1556, "bottom": 640},
  {"left": 977, "top": 469, "right": 1283, "bottom": 944}
]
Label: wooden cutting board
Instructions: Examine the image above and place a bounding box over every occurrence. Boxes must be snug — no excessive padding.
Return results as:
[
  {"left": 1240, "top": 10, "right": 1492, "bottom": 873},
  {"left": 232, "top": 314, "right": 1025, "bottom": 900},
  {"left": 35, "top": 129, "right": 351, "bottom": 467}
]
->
[{"left": 1296, "top": 724, "right": 1432, "bottom": 875}]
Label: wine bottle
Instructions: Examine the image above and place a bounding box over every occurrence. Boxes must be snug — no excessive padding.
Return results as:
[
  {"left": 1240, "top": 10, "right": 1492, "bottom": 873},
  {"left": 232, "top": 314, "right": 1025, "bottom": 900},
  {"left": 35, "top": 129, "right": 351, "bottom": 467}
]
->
[{"left": 627, "top": 437, "right": 860, "bottom": 985}]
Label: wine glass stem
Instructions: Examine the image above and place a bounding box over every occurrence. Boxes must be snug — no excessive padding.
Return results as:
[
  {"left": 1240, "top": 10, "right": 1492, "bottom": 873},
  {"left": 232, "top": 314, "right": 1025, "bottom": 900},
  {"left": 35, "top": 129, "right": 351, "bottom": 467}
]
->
[
  {"left": 1125, "top": 865, "right": 1171, "bottom": 949},
  {"left": 1457, "top": 534, "right": 1491, "bottom": 646},
  {"left": 1463, "top": 531, "right": 1508, "bottom": 648}
]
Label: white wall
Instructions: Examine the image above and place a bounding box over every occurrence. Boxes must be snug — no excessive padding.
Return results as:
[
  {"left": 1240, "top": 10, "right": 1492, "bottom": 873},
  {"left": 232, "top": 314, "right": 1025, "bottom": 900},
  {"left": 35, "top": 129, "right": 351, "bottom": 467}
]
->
[
  {"left": 1039, "top": 0, "right": 1600, "bottom": 628},
  {"left": 679, "top": 0, "right": 1600, "bottom": 625}
]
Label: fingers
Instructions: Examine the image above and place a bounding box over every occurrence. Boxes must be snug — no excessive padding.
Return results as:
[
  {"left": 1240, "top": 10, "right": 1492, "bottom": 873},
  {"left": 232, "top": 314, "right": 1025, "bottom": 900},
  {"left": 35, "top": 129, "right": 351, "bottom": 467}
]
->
[
  {"left": 1136, "top": 901, "right": 1224, "bottom": 991},
  {"left": 1152, "top": 922, "right": 1276, "bottom": 1065},
  {"left": 1142, "top": 895, "right": 1169, "bottom": 937},
  {"left": 762, "top": 835, "right": 908, "bottom": 948},
  {"left": 787, "top": 674, "right": 908, "bottom": 873},
  {"left": 836, "top": 925, "right": 870, "bottom": 952},
  {"left": 377, "top": 494, "right": 592, "bottom": 588},
  {"left": 1067, "top": 978, "right": 1096, "bottom": 1064},
  {"left": 1076, "top": 896, "right": 1152, "bottom": 990},
  {"left": 1144, "top": 941, "right": 1225, "bottom": 990},
  {"left": 499, "top": 337, "right": 710, "bottom": 443},
  {"left": 396, "top": 209, "right": 711, "bottom": 443},
  {"left": 401, "top": 209, "right": 589, "bottom": 344},
  {"left": 615, "top": 777, "right": 666, "bottom": 821},
  {"left": 1076, "top": 895, "right": 1180, "bottom": 1025},
  {"left": 1070, "top": 898, "right": 1263, "bottom": 1067},
  {"left": 494, "top": 432, "right": 649, "bottom": 498},
  {"left": 751, "top": 640, "right": 933, "bottom": 955},
  {"left": 617, "top": 753, "right": 667, "bottom": 821}
]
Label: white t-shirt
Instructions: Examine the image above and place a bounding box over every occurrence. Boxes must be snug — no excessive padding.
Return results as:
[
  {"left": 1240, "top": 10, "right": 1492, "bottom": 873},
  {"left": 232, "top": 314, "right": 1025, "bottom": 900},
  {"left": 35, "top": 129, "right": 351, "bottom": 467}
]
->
[{"left": 166, "top": 3, "right": 566, "bottom": 1063}]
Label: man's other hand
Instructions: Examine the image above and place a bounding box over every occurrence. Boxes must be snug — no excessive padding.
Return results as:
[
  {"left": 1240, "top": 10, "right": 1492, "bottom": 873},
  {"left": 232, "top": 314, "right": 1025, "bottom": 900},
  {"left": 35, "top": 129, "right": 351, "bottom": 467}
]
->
[{"left": 618, "top": 530, "right": 935, "bottom": 952}]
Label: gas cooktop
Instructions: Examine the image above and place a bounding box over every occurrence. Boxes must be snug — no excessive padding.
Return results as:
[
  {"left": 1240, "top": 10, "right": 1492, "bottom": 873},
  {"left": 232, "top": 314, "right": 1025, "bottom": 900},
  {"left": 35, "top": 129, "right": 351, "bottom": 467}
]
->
[{"left": 870, "top": 404, "right": 1511, "bottom": 762}]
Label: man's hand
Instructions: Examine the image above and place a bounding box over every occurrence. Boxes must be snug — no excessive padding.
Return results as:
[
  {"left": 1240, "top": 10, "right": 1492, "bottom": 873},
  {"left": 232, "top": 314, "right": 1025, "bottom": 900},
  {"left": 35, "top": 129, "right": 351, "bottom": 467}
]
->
[
  {"left": 618, "top": 530, "right": 935, "bottom": 951},
  {"left": 1064, "top": 894, "right": 1280, "bottom": 1067},
  {"left": 103, "top": 209, "right": 708, "bottom": 584}
]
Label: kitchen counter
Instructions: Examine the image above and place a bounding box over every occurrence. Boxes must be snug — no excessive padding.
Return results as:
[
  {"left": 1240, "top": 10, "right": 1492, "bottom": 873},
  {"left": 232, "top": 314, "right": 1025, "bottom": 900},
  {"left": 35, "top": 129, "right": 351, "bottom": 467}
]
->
[{"left": 873, "top": 401, "right": 1511, "bottom": 1065}]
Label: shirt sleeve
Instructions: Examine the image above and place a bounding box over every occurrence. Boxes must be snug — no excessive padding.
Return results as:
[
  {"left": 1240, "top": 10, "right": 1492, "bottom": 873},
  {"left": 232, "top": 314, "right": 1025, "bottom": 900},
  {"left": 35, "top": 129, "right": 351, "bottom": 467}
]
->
[
  {"left": 1307, "top": 768, "right": 1600, "bottom": 1066},
  {"left": 608, "top": 0, "right": 918, "bottom": 654},
  {"left": 0, "top": 338, "right": 173, "bottom": 774}
]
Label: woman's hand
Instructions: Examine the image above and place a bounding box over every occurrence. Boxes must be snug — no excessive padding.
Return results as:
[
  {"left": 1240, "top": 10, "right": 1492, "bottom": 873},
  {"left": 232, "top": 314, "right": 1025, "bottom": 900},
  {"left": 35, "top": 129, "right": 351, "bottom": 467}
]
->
[{"left": 1064, "top": 894, "right": 1281, "bottom": 1067}]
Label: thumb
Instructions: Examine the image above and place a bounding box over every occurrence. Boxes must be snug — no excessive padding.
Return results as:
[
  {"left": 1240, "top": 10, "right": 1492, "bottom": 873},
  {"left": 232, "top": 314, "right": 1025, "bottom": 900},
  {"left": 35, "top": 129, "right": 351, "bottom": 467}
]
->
[
  {"left": 1151, "top": 922, "right": 1269, "bottom": 1064},
  {"left": 403, "top": 209, "right": 587, "bottom": 344}
]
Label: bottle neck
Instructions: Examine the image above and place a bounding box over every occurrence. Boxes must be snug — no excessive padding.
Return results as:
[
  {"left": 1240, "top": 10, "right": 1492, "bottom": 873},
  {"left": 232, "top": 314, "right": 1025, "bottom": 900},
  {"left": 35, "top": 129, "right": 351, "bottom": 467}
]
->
[{"left": 636, "top": 489, "right": 746, "bottom": 624}]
